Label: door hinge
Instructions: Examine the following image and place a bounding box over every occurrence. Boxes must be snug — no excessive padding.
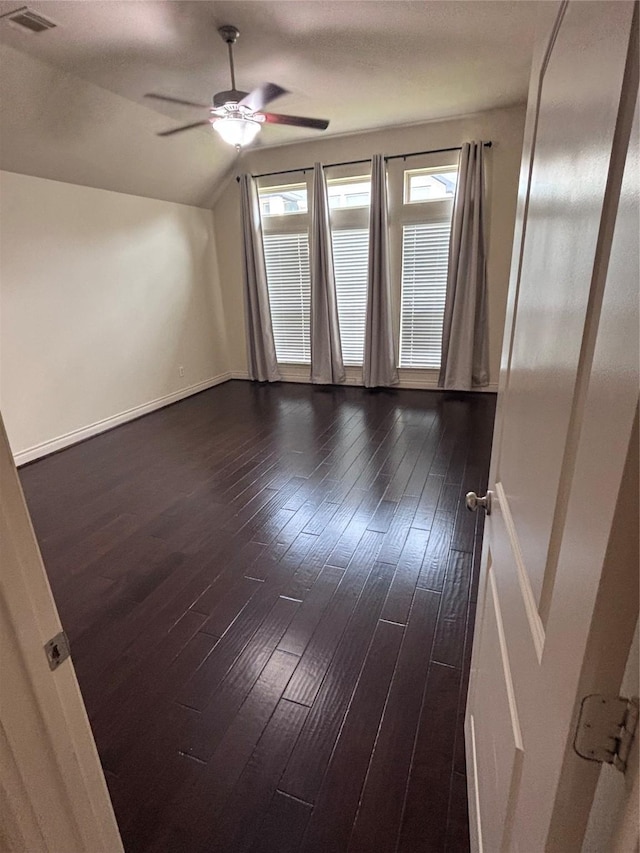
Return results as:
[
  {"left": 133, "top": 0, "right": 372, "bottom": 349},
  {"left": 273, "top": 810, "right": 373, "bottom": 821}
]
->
[
  {"left": 574, "top": 694, "right": 639, "bottom": 773},
  {"left": 44, "top": 630, "right": 71, "bottom": 671}
]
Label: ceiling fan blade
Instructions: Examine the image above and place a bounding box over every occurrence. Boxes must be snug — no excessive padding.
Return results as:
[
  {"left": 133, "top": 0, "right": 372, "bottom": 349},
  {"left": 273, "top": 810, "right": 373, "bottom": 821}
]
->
[
  {"left": 145, "top": 93, "right": 210, "bottom": 109},
  {"left": 261, "top": 112, "right": 330, "bottom": 131},
  {"left": 157, "top": 120, "right": 211, "bottom": 137},
  {"left": 239, "top": 82, "right": 288, "bottom": 113}
]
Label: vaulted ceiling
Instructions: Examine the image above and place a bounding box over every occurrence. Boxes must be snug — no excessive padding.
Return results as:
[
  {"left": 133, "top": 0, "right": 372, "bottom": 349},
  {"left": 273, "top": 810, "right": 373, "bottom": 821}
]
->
[{"left": 0, "top": 1, "right": 540, "bottom": 207}]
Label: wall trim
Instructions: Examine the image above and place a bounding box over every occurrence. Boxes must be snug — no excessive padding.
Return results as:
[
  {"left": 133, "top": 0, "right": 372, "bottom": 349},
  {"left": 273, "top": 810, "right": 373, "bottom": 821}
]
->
[
  {"left": 14, "top": 373, "right": 233, "bottom": 466},
  {"left": 15, "top": 368, "right": 497, "bottom": 466},
  {"left": 230, "top": 367, "right": 498, "bottom": 393}
]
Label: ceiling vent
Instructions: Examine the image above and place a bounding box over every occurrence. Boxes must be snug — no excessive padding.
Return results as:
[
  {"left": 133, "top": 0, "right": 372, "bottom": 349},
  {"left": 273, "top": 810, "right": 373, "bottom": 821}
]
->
[{"left": 5, "top": 7, "right": 57, "bottom": 33}]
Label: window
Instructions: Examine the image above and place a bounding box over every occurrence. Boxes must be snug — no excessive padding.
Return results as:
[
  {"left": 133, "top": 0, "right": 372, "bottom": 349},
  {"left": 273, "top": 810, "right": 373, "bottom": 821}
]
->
[
  {"left": 399, "top": 221, "right": 450, "bottom": 367},
  {"left": 332, "top": 229, "right": 369, "bottom": 365},
  {"left": 263, "top": 232, "right": 311, "bottom": 363},
  {"left": 328, "top": 177, "right": 371, "bottom": 211},
  {"left": 404, "top": 168, "right": 458, "bottom": 204},
  {"left": 259, "top": 183, "right": 307, "bottom": 217},
  {"left": 259, "top": 182, "right": 311, "bottom": 363},
  {"left": 257, "top": 164, "right": 456, "bottom": 373},
  {"left": 398, "top": 163, "right": 457, "bottom": 369},
  {"left": 328, "top": 177, "right": 370, "bottom": 366},
  {"left": 259, "top": 176, "right": 371, "bottom": 367}
]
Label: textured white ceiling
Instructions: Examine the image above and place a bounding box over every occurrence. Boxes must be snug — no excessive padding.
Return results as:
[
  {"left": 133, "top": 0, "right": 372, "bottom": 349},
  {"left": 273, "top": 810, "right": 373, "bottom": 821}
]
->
[{"left": 0, "top": 0, "right": 540, "bottom": 206}]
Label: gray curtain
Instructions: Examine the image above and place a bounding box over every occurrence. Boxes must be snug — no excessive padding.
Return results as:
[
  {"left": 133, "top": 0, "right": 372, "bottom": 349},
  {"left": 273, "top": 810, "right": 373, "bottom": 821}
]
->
[
  {"left": 438, "top": 141, "right": 490, "bottom": 390},
  {"left": 239, "top": 173, "right": 281, "bottom": 383},
  {"left": 310, "top": 162, "right": 345, "bottom": 385},
  {"left": 363, "top": 154, "right": 399, "bottom": 388}
]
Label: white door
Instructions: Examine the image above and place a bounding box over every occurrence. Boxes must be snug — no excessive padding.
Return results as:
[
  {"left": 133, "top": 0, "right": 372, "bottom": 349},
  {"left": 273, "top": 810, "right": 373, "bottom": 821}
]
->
[
  {"left": 465, "top": 2, "right": 639, "bottom": 851},
  {"left": 0, "top": 410, "right": 123, "bottom": 852}
]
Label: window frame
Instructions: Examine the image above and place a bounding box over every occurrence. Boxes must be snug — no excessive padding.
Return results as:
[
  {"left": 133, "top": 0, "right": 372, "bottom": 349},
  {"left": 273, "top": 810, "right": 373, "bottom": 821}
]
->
[
  {"left": 257, "top": 153, "right": 460, "bottom": 374},
  {"left": 327, "top": 174, "right": 372, "bottom": 214},
  {"left": 258, "top": 169, "right": 373, "bottom": 368},
  {"left": 403, "top": 166, "right": 459, "bottom": 205},
  {"left": 259, "top": 177, "right": 310, "bottom": 236},
  {"left": 325, "top": 170, "right": 371, "bottom": 367},
  {"left": 258, "top": 181, "right": 309, "bottom": 218},
  {"left": 258, "top": 175, "right": 312, "bottom": 364},
  {"left": 387, "top": 153, "right": 458, "bottom": 372},
  {"left": 262, "top": 231, "right": 312, "bottom": 365}
]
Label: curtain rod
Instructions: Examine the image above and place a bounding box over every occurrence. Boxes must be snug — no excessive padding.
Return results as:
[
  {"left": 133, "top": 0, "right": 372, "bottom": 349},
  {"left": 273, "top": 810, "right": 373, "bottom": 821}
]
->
[{"left": 247, "top": 141, "right": 492, "bottom": 181}]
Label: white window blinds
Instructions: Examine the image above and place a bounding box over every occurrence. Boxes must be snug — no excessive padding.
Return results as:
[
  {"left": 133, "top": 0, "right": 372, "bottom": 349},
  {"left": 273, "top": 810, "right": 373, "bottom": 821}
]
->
[
  {"left": 399, "top": 221, "right": 451, "bottom": 368},
  {"left": 332, "top": 228, "right": 369, "bottom": 366},
  {"left": 263, "top": 232, "right": 311, "bottom": 364}
]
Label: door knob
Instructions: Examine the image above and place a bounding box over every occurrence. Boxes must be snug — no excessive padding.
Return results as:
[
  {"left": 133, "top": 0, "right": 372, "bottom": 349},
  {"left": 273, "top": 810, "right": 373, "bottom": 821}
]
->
[{"left": 465, "top": 491, "right": 492, "bottom": 515}]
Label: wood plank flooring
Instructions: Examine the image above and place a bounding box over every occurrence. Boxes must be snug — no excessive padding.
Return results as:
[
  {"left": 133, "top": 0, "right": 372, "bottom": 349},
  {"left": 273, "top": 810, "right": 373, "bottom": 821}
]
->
[{"left": 19, "top": 380, "right": 495, "bottom": 853}]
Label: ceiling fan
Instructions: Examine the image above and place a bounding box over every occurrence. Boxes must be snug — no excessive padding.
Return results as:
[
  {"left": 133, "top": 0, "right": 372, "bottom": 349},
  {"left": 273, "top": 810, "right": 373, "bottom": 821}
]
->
[{"left": 146, "top": 25, "right": 330, "bottom": 149}]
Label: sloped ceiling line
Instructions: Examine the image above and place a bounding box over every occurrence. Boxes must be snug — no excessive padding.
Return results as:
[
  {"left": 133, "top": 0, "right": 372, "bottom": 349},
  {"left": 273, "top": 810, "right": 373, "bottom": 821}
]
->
[{"left": 0, "top": 0, "right": 538, "bottom": 206}]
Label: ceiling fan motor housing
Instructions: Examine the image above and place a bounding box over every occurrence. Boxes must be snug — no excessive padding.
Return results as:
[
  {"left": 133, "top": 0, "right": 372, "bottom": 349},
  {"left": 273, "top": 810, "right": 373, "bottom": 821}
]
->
[{"left": 213, "top": 89, "right": 250, "bottom": 109}]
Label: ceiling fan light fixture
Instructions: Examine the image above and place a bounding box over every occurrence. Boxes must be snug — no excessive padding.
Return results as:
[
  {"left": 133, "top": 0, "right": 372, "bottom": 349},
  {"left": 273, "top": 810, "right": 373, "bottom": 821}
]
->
[
  {"left": 213, "top": 115, "right": 261, "bottom": 148},
  {"left": 149, "top": 24, "right": 329, "bottom": 142}
]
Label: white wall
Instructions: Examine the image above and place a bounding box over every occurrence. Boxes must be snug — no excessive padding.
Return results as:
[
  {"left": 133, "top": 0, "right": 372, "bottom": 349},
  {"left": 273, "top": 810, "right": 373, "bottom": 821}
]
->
[
  {"left": 0, "top": 171, "right": 229, "bottom": 463},
  {"left": 214, "top": 105, "right": 526, "bottom": 388}
]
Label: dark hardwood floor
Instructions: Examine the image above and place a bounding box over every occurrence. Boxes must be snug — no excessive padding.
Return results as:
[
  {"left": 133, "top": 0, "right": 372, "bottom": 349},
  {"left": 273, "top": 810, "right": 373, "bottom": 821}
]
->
[{"left": 19, "top": 380, "right": 495, "bottom": 853}]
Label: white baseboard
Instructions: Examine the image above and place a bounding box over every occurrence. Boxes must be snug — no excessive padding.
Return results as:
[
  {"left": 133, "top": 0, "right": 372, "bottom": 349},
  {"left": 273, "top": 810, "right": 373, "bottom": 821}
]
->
[
  {"left": 230, "top": 367, "right": 498, "bottom": 393},
  {"left": 16, "top": 368, "right": 496, "bottom": 466},
  {"left": 14, "top": 372, "right": 233, "bottom": 466}
]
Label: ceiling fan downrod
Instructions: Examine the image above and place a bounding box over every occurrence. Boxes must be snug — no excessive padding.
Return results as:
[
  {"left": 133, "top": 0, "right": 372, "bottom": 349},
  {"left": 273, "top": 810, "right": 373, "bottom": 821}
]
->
[{"left": 218, "top": 25, "right": 240, "bottom": 92}]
